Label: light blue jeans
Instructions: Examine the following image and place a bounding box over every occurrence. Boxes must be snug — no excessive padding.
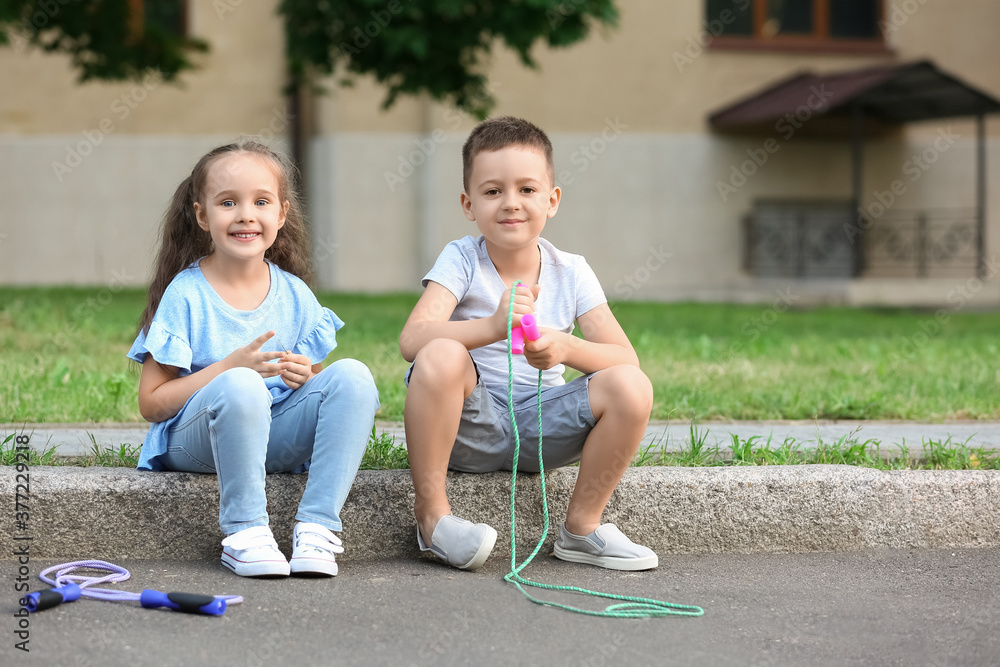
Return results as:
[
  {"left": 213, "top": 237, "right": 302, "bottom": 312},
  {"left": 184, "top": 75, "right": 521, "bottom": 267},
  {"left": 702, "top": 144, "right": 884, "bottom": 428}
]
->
[{"left": 159, "top": 360, "right": 379, "bottom": 535}]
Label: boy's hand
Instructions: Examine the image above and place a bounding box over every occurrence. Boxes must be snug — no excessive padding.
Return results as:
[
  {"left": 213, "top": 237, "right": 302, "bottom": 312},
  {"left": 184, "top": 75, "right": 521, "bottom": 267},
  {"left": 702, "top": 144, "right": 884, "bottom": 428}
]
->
[
  {"left": 492, "top": 284, "right": 541, "bottom": 341},
  {"left": 277, "top": 352, "right": 315, "bottom": 389},
  {"left": 523, "top": 328, "right": 565, "bottom": 370},
  {"left": 224, "top": 331, "right": 284, "bottom": 377}
]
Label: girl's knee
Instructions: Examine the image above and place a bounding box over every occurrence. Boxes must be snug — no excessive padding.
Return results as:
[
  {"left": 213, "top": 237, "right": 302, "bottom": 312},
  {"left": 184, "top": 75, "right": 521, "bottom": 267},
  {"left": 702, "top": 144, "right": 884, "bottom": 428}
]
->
[
  {"left": 211, "top": 367, "right": 270, "bottom": 399},
  {"left": 321, "top": 358, "right": 379, "bottom": 405},
  {"left": 208, "top": 367, "right": 271, "bottom": 417}
]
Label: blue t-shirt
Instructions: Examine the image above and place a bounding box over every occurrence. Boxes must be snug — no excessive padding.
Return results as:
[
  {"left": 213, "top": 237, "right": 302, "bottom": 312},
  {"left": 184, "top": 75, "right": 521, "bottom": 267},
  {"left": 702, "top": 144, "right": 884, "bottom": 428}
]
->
[{"left": 127, "top": 259, "right": 344, "bottom": 470}]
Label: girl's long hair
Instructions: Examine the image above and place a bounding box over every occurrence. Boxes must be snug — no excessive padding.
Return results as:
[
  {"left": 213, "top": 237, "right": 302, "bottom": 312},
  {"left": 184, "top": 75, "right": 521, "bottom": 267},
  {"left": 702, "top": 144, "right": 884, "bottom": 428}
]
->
[{"left": 137, "top": 139, "right": 312, "bottom": 335}]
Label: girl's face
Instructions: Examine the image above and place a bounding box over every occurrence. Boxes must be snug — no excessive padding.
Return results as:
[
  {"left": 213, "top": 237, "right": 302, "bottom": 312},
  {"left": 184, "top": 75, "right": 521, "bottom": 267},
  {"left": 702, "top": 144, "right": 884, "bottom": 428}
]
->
[{"left": 194, "top": 153, "right": 289, "bottom": 265}]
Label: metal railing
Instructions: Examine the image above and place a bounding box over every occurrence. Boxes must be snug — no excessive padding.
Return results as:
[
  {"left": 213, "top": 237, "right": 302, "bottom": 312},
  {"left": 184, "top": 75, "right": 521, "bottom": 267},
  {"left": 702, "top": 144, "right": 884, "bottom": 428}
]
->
[
  {"left": 861, "top": 208, "right": 979, "bottom": 278},
  {"left": 744, "top": 202, "right": 980, "bottom": 279}
]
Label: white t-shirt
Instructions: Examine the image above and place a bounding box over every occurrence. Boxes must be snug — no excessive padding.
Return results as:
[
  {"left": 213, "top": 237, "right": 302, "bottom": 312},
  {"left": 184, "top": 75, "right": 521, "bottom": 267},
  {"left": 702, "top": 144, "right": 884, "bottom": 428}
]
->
[{"left": 422, "top": 235, "right": 607, "bottom": 387}]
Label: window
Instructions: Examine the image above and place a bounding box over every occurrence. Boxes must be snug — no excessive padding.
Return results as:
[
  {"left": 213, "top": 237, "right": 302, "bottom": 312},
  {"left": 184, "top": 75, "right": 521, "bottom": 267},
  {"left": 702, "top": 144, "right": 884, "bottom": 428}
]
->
[
  {"left": 127, "top": 0, "right": 189, "bottom": 39},
  {"left": 706, "top": 0, "right": 886, "bottom": 53}
]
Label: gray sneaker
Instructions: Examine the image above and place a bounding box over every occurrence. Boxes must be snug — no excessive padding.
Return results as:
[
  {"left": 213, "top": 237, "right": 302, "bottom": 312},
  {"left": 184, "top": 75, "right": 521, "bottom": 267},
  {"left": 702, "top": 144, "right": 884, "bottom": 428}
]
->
[
  {"left": 417, "top": 515, "right": 497, "bottom": 571},
  {"left": 553, "top": 523, "right": 658, "bottom": 571}
]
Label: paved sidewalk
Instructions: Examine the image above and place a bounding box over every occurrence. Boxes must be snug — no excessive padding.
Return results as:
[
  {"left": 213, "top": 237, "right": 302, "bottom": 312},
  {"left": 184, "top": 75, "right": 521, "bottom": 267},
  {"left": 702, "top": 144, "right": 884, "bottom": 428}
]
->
[
  {"left": 5, "top": 549, "right": 998, "bottom": 666},
  {"left": 5, "top": 420, "right": 1000, "bottom": 457}
]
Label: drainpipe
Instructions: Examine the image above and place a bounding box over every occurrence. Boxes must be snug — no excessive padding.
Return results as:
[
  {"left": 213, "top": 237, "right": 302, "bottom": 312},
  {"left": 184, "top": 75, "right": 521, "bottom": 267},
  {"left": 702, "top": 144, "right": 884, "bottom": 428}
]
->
[
  {"left": 418, "top": 96, "right": 437, "bottom": 281},
  {"left": 976, "top": 113, "right": 986, "bottom": 280}
]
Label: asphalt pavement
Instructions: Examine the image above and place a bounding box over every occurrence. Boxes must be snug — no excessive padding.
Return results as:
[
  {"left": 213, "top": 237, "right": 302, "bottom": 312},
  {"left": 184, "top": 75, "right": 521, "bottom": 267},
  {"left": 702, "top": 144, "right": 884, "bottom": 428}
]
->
[{"left": 5, "top": 548, "right": 998, "bottom": 666}]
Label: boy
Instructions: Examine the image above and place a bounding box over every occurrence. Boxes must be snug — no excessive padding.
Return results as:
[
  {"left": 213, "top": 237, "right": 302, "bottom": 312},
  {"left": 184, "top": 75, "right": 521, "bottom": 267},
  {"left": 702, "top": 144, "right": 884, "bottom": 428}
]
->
[{"left": 399, "top": 116, "right": 656, "bottom": 572}]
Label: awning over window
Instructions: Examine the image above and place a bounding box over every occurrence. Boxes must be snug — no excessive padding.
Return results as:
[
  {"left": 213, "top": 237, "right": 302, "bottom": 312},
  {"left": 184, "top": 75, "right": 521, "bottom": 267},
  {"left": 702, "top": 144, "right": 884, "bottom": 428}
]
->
[{"left": 708, "top": 60, "right": 1000, "bottom": 136}]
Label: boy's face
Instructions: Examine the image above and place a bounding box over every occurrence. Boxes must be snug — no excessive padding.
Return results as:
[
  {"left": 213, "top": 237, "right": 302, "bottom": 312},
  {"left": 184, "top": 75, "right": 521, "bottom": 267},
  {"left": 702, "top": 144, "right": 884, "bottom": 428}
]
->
[{"left": 461, "top": 145, "right": 561, "bottom": 254}]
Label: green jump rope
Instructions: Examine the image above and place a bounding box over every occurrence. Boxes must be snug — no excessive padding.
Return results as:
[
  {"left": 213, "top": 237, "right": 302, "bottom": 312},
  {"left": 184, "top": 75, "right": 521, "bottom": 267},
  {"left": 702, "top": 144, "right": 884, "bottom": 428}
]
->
[{"left": 501, "top": 281, "right": 704, "bottom": 618}]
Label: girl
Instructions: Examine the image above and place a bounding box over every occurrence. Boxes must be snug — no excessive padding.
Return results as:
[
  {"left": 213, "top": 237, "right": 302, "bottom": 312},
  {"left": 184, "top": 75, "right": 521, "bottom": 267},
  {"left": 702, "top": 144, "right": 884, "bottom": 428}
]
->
[{"left": 128, "top": 139, "right": 379, "bottom": 578}]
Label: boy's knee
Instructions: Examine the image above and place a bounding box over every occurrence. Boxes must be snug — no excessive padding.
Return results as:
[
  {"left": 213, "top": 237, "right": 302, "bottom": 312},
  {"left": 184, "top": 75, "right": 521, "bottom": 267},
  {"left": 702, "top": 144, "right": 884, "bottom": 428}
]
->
[
  {"left": 594, "top": 365, "right": 653, "bottom": 414},
  {"left": 411, "top": 338, "right": 472, "bottom": 386}
]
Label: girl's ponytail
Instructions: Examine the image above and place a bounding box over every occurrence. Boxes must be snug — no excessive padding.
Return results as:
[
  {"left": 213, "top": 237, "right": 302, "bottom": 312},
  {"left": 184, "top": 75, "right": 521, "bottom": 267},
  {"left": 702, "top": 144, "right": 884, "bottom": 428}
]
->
[{"left": 137, "top": 173, "right": 212, "bottom": 336}]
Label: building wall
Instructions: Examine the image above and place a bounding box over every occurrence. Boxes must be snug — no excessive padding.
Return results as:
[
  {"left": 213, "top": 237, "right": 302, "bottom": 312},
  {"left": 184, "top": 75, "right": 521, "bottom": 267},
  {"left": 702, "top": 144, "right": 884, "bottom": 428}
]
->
[
  {"left": 310, "top": 0, "right": 1000, "bottom": 302},
  {"left": 0, "top": 1, "right": 289, "bottom": 286},
  {"left": 1, "top": 0, "right": 999, "bottom": 306}
]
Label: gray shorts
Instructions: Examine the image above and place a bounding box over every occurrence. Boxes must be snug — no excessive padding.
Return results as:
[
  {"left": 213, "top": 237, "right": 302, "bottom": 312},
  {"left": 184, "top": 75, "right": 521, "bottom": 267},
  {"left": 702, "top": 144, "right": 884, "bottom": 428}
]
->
[{"left": 406, "top": 359, "right": 597, "bottom": 473}]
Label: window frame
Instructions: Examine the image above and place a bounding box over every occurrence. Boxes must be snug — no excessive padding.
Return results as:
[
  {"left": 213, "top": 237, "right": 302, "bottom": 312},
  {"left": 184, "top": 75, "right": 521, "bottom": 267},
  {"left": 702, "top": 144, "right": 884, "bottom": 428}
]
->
[
  {"left": 709, "top": 0, "right": 891, "bottom": 55},
  {"left": 127, "top": 0, "right": 190, "bottom": 39}
]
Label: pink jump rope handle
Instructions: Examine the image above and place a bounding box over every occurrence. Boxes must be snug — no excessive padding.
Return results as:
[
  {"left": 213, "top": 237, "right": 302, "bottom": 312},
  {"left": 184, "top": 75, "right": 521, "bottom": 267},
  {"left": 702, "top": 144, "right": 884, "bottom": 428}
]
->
[{"left": 511, "top": 314, "right": 541, "bottom": 355}]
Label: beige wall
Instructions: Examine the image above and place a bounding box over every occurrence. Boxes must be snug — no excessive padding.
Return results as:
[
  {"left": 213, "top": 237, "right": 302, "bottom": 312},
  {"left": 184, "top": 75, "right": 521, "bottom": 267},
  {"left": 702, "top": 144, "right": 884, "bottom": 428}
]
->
[
  {"left": 1, "top": 0, "right": 999, "bottom": 306},
  {"left": 310, "top": 0, "right": 1000, "bottom": 301},
  {"left": 0, "top": 1, "right": 287, "bottom": 133},
  {"left": 317, "top": 0, "right": 1000, "bottom": 135},
  {"left": 0, "top": 1, "right": 290, "bottom": 286}
]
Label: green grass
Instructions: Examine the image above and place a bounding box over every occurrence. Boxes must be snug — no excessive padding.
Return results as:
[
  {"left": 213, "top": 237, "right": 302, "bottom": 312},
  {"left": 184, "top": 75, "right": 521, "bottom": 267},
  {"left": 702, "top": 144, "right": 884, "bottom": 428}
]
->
[
  {"left": 359, "top": 427, "right": 410, "bottom": 470},
  {"left": 3, "top": 287, "right": 1000, "bottom": 423},
  {"left": 630, "top": 425, "right": 1000, "bottom": 470},
  {"left": 1, "top": 432, "right": 141, "bottom": 467},
  {"left": 4, "top": 427, "right": 994, "bottom": 470}
]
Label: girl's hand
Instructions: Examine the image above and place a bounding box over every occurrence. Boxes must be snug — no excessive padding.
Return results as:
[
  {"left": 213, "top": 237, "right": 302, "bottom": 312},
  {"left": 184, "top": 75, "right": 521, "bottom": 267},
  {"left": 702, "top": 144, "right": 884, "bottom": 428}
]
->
[
  {"left": 277, "top": 352, "right": 315, "bottom": 390},
  {"left": 491, "top": 284, "right": 540, "bottom": 341},
  {"left": 523, "top": 327, "right": 565, "bottom": 370},
  {"left": 225, "top": 331, "right": 284, "bottom": 377}
]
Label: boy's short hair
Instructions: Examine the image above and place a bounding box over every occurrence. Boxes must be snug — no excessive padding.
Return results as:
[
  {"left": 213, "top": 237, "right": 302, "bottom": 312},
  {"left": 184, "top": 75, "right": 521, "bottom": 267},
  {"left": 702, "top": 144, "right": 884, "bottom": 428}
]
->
[{"left": 462, "top": 116, "right": 554, "bottom": 191}]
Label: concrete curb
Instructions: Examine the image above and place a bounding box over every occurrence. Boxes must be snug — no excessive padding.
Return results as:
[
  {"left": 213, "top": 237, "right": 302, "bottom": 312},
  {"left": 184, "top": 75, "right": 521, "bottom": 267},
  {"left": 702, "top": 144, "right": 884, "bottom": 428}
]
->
[{"left": 2, "top": 465, "right": 998, "bottom": 561}]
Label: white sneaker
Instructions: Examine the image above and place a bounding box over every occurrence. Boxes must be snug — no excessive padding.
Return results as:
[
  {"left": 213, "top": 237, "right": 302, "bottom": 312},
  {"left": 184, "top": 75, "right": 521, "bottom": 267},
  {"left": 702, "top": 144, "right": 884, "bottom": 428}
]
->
[
  {"left": 290, "top": 522, "right": 343, "bottom": 576},
  {"left": 221, "top": 525, "right": 290, "bottom": 577}
]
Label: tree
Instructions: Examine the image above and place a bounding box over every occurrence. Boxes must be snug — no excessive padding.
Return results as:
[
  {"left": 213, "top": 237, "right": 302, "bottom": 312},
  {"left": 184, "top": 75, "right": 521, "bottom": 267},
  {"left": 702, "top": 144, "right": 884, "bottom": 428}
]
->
[
  {"left": 0, "top": 0, "right": 207, "bottom": 83},
  {"left": 279, "top": 0, "right": 619, "bottom": 117},
  {"left": 1, "top": 0, "right": 618, "bottom": 117}
]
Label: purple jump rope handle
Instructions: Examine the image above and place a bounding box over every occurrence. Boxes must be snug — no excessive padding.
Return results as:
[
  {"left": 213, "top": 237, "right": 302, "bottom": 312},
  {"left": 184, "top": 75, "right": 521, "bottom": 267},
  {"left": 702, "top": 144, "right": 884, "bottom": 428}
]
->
[{"left": 511, "top": 314, "right": 541, "bottom": 355}]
